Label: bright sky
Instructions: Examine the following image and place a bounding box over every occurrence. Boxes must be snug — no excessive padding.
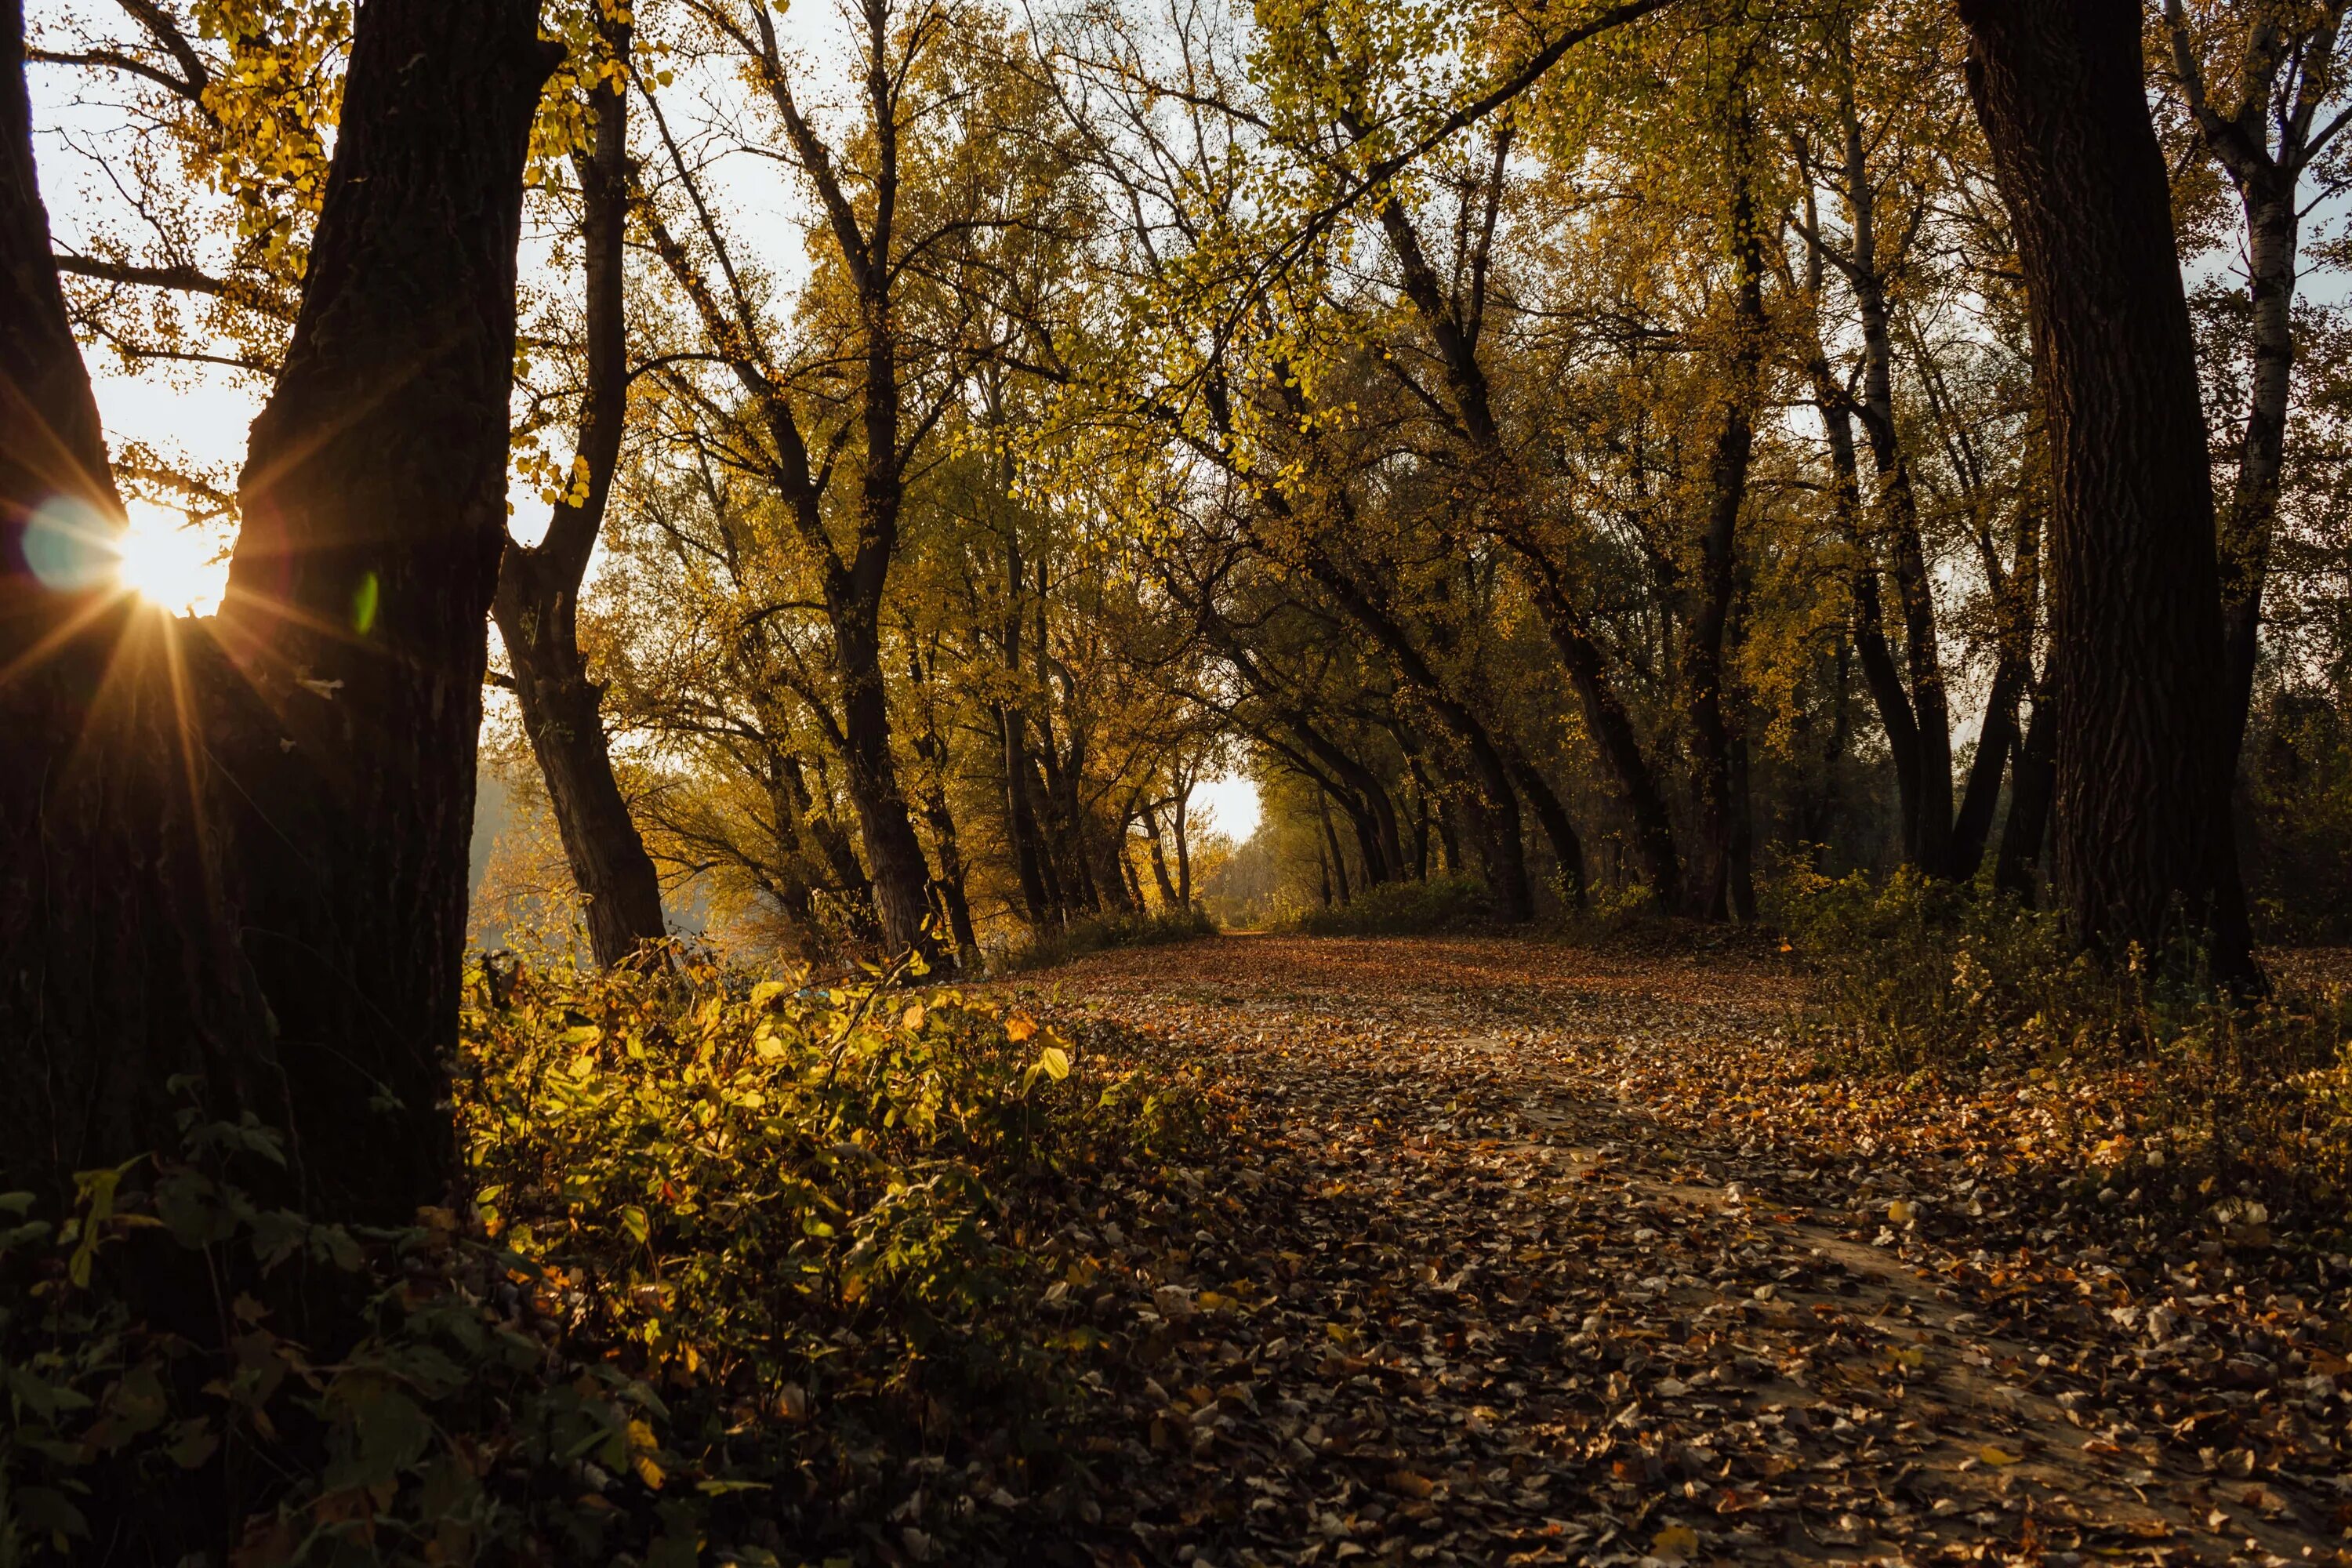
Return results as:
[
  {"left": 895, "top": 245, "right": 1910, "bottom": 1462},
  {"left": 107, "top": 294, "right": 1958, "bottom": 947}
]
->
[{"left": 1193, "top": 775, "right": 1261, "bottom": 842}]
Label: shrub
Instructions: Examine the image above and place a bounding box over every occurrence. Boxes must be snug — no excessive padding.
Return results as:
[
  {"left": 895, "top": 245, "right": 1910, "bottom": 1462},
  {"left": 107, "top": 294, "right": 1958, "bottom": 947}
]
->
[
  {"left": 1284, "top": 876, "right": 1494, "bottom": 937},
  {"left": 992, "top": 905, "right": 1217, "bottom": 973},
  {"left": 2, "top": 946, "right": 1204, "bottom": 1564},
  {"left": 1766, "top": 862, "right": 2352, "bottom": 1224}
]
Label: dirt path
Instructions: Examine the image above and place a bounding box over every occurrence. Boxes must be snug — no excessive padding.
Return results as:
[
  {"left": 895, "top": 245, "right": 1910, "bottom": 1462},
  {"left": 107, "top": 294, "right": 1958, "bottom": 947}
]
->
[{"left": 990, "top": 935, "right": 2350, "bottom": 1568}]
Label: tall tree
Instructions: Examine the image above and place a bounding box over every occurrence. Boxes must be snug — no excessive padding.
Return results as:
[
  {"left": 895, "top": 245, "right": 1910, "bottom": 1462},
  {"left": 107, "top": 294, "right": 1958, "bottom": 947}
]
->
[
  {"left": 1956, "top": 0, "right": 2253, "bottom": 978},
  {"left": 493, "top": 10, "right": 669, "bottom": 968},
  {"left": 2159, "top": 0, "right": 2352, "bottom": 760},
  {"left": 2, "top": 0, "right": 556, "bottom": 1216}
]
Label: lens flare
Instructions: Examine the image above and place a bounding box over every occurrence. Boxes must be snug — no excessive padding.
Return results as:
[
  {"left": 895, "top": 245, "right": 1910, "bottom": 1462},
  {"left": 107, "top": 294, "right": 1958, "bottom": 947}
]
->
[
  {"left": 115, "top": 500, "right": 230, "bottom": 618},
  {"left": 22, "top": 495, "right": 119, "bottom": 592}
]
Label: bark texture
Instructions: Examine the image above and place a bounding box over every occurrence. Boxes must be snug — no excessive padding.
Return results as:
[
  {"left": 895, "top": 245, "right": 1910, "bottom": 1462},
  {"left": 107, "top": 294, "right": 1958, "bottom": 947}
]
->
[
  {"left": 1958, "top": 0, "right": 2252, "bottom": 978},
  {"left": 2, "top": 0, "right": 554, "bottom": 1225}
]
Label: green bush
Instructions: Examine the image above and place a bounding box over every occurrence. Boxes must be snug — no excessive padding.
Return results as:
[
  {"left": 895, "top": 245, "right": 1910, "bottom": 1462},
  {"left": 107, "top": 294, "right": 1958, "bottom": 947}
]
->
[
  {"left": 2, "top": 946, "right": 1204, "bottom": 1564},
  {"left": 1283, "top": 876, "right": 1494, "bottom": 937},
  {"left": 992, "top": 905, "right": 1217, "bottom": 973}
]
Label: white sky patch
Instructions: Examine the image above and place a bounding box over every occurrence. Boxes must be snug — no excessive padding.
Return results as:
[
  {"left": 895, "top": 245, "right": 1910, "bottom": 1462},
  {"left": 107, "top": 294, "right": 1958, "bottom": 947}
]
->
[{"left": 1191, "top": 774, "right": 1260, "bottom": 843}]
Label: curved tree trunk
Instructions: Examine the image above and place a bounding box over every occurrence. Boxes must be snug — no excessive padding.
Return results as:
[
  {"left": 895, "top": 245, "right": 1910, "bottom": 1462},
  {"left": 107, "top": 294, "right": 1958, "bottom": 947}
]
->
[
  {"left": 1959, "top": 0, "right": 2253, "bottom": 982},
  {"left": 493, "top": 32, "right": 666, "bottom": 968}
]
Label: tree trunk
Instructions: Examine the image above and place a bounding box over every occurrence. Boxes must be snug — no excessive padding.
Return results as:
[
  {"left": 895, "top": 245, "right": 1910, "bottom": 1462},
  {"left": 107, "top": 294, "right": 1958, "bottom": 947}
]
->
[
  {"left": 2, "top": 0, "right": 555, "bottom": 1220},
  {"left": 1142, "top": 802, "right": 1181, "bottom": 906},
  {"left": 997, "top": 535, "right": 1054, "bottom": 924},
  {"left": 1951, "top": 501, "right": 2042, "bottom": 876},
  {"left": 1842, "top": 71, "right": 1956, "bottom": 877},
  {"left": 1173, "top": 784, "right": 1193, "bottom": 906},
  {"left": 493, "top": 34, "right": 665, "bottom": 968},
  {"left": 2220, "top": 179, "right": 2295, "bottom": 761},
  {"left": 830, "top": 598, "right": 941, "bottom": 960},
  {"left": 1959, "top": 0, "right": 2253, "bottom": 979},
  {"left": 2, "top": 0, "right": 280, "bottom": 1205},
  {"left": 1685, "top": 118, "right": 1763, "bottom": 923},
  {"left": 209, "top": 0, "right": 555, "bottom": 1221},
  {"left": 1519, "top": 561, "right": 1680, "bottom": 902},
  {"left": 1317, "top": 788, "right": 1353, "bottom": 903},
  {"left": 1504, "top": 747, "right": 1589, "bottom": 908},
  {"left": 1995, "top": 691, "right": 2057, "bottom": 897},
  {"left": 1802, "top": 304, "right": 1923, "bottom": 861}
]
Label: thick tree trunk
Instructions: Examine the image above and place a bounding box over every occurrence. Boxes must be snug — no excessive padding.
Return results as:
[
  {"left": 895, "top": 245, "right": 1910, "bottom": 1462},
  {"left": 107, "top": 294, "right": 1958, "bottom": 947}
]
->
[
  {"left": 1959, "top": 0, "right": 2253, "bottom": 979},
  {"left": 493, "top": 36, "right": 665, "bottom": 968},
  {"left": 830, "top": 600, "right": 942, "bottom": 960},
  {"left": 2, "top": 0, "right": 278, "bottom": 1203},
  {"left": 214, "top": 0, "right": 555, "bottom": 1220},
  {"left": 2, "top": 0, "right": 554, "bottom": 1221}
]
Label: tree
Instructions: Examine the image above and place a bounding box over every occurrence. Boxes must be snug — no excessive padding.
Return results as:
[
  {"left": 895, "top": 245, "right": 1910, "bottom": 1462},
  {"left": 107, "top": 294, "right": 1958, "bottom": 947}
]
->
[
  {"left": 1955, "top": 0, "right": 2253, "bottom": 977},
  {"left": 2, "top": 0, "right": 555, "bottom": 1216},
  {"left": 492, "top": 7, "right": 668, "bottom": 968},
  {"left": 2159, "top": 0, "right": 2352, "bottom": 761}
]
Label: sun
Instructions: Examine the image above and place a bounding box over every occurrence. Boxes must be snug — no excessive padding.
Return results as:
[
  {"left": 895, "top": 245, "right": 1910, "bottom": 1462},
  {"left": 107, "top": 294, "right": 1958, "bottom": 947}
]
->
[{"left": 115, "top": 499, "right": 230, "bottom": 618}]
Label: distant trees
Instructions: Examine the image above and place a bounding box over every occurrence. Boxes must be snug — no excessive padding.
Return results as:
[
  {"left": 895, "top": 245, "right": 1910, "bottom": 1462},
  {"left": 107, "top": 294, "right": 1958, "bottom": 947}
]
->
[{"left": 17, "top": 0, "right": 2351, "bottom": 1058}]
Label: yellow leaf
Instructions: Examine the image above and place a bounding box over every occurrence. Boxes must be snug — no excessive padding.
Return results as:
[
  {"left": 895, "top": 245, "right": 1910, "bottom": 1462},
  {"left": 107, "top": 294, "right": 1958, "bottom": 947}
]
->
[
  {"left": 1652, "top": 1524, "right": 1699, "bottom": 1560},
  {"left": 1979, "top": 1445, "right": 2021, "bottom": 1466},
  {"left": 1887, "top": 1200, "right": 1915, "bottom": 1224},
  {"left": 1005, "top": 1013, "right": 1038, "bottom": 1043},
  {"left": 1036, "top": 1045, "right": 1070, "bottom": 1081},
  {"left": 901, "top": 1002, "right": 926, "bottom": 1031}
]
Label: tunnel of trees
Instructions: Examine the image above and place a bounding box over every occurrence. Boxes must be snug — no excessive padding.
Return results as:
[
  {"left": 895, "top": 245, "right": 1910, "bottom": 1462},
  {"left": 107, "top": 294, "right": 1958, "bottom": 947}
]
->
[{"left": 14, "top": 0, "right": 2352, "bottom": 1200}]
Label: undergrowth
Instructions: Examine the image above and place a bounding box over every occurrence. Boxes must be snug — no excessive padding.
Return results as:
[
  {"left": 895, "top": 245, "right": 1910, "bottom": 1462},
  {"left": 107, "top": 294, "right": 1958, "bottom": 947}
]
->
[
  {"left": 1283, "top": 876, "right": 1494, "bottom": 937},
  {"left": 1767, "top": 863, "right": 2352, "bottom": 1235},
  {"left": 1, "top": 946, "right": 1213, "bottom": 1565},
  {"left": 991, "top": 906, "right": 1215, "bottom": 973}
]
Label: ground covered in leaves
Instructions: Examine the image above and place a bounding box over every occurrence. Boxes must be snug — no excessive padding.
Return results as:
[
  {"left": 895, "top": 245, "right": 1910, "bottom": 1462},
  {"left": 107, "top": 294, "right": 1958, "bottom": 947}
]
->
[{"left": 964, "top": 935, "right": 2352, "bottom": 1568}]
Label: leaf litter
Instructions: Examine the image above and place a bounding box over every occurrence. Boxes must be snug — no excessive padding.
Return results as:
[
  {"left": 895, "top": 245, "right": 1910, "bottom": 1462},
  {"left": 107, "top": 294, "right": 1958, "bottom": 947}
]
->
[{"left": 971, "top": 935, "right": 2352, "bottom": 1568}]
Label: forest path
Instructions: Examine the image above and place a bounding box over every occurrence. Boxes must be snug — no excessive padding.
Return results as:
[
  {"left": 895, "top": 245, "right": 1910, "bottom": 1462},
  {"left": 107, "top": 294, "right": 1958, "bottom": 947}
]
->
[{"left": 995, "top": 935, "right": 2346, "bottom": 1568}]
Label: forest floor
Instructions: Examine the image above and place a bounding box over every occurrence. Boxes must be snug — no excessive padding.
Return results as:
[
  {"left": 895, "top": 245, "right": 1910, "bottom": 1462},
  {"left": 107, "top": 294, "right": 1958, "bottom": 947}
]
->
[{"left": 973, "top": 935, "right": 2351, "bottom": 1568}]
